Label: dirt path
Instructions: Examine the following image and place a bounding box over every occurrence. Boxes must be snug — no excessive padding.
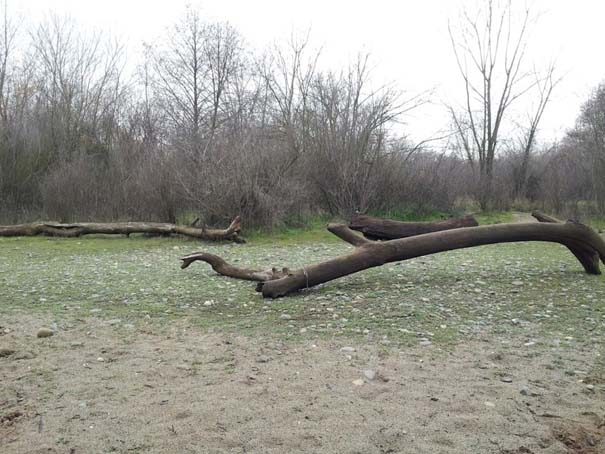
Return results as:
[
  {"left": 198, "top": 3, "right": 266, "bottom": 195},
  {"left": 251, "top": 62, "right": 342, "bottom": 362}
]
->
[{"left": 1, "top": 315, "right": 603, "bottom": 453}]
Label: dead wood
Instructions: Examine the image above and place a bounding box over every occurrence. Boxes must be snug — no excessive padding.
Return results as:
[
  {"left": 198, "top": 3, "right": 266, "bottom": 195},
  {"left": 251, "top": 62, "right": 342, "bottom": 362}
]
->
[
  {"left": 349, "top": 213, "right": 479, "bottom": 240},
  {"left": 531, "top": 210, "right": 563, "bottom": 223},
  {"left": 180, "top": 252, "right": 289, "bottom": 281},
  {"left": 0, "top": 216, "right": 244, "bottom": 243},
  {"left": 531, "top": 210, "right": 602, "bottom": 272},
  {"left": 182, "top": 220, "right": 605, "bottom": 298}
]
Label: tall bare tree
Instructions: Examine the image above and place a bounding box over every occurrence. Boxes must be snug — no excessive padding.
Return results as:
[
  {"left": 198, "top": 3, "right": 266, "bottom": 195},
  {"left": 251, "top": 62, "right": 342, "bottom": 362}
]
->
[
  {"left": 147, "top": 7, "right": 243, "bottom": 158},
  {"left": 573, "top": 83, "right": 605, "bottom": 212},
  {"left": 30, "top": 14, "right": 124, "bottom": 160},
  {"left": 448, "top": 0, "right": 540, "bottom": 209},
  {"left": 511, "top": 64, "right": 559, "bottom": 199}
]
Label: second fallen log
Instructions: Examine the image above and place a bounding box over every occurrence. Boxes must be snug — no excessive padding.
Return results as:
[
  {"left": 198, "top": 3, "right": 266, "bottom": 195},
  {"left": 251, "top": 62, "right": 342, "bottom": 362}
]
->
[{"left": 349, "top": 213, "right": 479, "bottom": 240}]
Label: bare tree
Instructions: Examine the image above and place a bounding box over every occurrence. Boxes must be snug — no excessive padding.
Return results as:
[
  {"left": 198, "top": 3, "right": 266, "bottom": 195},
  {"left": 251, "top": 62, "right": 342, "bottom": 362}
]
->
[
  {"left": 147, "top": 7, "right": 243, "bottom": 158},
  {"left": 30, "top": 14, "right": 125, "bottom": 159},
  {"left": 511, "top": 64, "right": 559, "bottom": 199},
  {"left": 306, "top": 55, "right": 416, "bottom": 214},
  {"left": 573, "top": 83, "right": 605, "bottom": 212},
  {"left": 448, "top": 0, "right": 540, "bottom": 209},
  {"left": 259, "top": 31, "right": 320, "bottom": 174}
]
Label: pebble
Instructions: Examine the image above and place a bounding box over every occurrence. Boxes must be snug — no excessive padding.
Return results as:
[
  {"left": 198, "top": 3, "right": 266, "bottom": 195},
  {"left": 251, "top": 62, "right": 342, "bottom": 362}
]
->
[
  {"left": 524, "top": 341, "right": 536, "bottom": 347},
  {"left": 203, "top": 301, "right": 213, "bottom": 307},
  {"left": 0, "top": 347, "right": 16, "bottom": 357},
  {"left": 352, "top": 378, "right": 365, "bottom": 386},
  {"left": 299, "top": 327, "right": 307, "bottom": 334},
  {"left": 256, "top": 355, "right": 271, "bottom": 363},
  {"left": 280, "top": 314, "right": 292, "bottom": 320},
  {"left": 484, "top": 401, "right": 496, "bottom": 407},
  {"left": 37, "top": 328, "right": 54, "bottom": 338},
  {"left": 363, "top": 369, "right": 376, "bottom": 381},
  {"left": 70, "top": 342, "right": 84, "bottom": 348},
  {"left": 585, "top": 384, "right": 595, "bottom": 392},
  {"left": 500, "top": 376, "right": 513, "bottom": 383},
  {"left": 511, "top": 280, "right": 524, "bottom": 286},
  {"left": 419, "top": 338, "right": 432, "bottom": 347},
  {"left": 520, "top": 387, "right": 541, "bottom": 397},
  {"left": 340, "top": 347, "right": 356, "bottom": 353}
]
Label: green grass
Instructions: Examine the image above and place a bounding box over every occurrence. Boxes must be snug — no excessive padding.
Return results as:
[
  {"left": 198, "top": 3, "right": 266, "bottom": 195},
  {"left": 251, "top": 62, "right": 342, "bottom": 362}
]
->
[
  {"left": 587, "top": 216, "right": 605, "bottom": 232},
  {"left": 367, "top": 208, "right": 455, "bottom": 222},
  {"left": 1, "top": 224, "right": 604, "bottom": 348}
]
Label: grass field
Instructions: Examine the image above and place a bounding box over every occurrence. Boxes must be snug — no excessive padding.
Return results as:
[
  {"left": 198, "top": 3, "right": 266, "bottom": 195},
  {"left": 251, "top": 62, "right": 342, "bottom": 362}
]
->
[{"left": 1, "top": 219, "right": 603, "bottom": 347}]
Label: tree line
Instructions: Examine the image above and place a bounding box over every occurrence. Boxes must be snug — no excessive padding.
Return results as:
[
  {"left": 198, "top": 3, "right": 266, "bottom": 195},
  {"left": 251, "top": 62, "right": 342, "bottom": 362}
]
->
[{"left": 0, "top": 2, "right": 603, "bottom": 227}]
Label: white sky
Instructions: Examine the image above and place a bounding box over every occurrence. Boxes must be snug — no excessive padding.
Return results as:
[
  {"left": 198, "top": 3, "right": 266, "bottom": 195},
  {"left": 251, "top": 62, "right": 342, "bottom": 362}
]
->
[{"left": 15, "top": 0, "right": 605, "bottom": 145}]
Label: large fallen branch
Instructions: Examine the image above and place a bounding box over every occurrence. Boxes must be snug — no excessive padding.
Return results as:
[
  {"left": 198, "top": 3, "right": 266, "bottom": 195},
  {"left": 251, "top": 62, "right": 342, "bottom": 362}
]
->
[
  {"left": 0, "top": 216, "right": 244, "bottom": 243},
  {"left": 349, "top": 213, "right": 479, "bottom": 240},
  {"left": 182, "top": 220, "right": 605, "bottom": 298},
  {"left": 531, "top": 210, "right": 562, "bottom": 224}
]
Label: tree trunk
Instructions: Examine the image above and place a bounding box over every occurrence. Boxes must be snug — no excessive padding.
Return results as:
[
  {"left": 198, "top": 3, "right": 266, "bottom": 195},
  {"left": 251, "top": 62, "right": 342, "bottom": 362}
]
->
[
  {"left": 0, "top": 216, "right": 244, "bottom": 242},
  {"left": 182, "top": 220, "right": 605, "bottom": 298},
  {"left": 349, "top": 213, "right": 479, "bottom": 240}
]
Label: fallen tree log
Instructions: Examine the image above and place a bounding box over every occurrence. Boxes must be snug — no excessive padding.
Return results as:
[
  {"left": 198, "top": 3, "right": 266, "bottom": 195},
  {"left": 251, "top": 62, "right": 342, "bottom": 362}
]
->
[
  {"left": 180, "top": 252, "right": 289, "bottom": 281},
  {"left": 349, "top": 213, "right": 479, "bottom": 240},
  {"left": 531, "top": 210, "right": 563, "bottom": 223},
  {"left": 531, "top": 210, "right": 603, "bottom": 269},
  {"left": 0, "top": 216, "right": 244, "bottom": 243},
  {"left": 182, "top": 220, "right": 605, "bottom": 298}
]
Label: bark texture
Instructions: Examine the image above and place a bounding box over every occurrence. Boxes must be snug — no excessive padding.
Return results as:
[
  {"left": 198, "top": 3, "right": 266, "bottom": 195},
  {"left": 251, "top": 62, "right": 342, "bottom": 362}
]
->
[
  {"left": 349, "top": 213, "right": 479, "bottom": 240},
  {"left": 183, "top": 220, "right": 605, "bottom": 298},
  {"left": 0, "top": 217, "right": 244, "bottom": 242}
]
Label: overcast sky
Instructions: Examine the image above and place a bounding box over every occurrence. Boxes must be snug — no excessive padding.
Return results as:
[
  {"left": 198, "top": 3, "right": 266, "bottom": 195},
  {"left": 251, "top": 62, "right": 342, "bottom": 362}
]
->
[{"left": 15, "top": 0, "right": 605, "bottom": 145}]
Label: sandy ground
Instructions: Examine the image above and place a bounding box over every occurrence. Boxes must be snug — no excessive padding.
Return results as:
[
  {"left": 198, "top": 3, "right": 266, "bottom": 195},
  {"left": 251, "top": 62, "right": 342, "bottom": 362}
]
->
[{"left": 1, "top": 314, "right": 603, "bottom": 454}]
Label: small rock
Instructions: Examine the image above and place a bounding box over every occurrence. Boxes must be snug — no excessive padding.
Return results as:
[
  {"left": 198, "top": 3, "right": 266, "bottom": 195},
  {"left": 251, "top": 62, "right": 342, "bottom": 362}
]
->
[
  {"left": 501, "top": 376, "right": 513, "bottom": 383},
  {"left": 419, "top": 338, "right": 432, "bottom": 347},
  {"left": 70, "top": 342, "right": 84, "bottom": 348},
  {"left": 524, "top": 341, "right": 536, "bottom": 347},
  {"left": 488, "top": 352, "right": 504, "bottom": 361},
  {"left": 511, "top": 280, "right": 524, "bottom": 286},
  {"left": 203, "top": 300, "right": 213, "bottom": 307},
  {"left": 13, "top": 351, "right": 35, "bottom": 360},
  {"left": 340, "top": 347, "right": 356, "bottom": 353},
  {"left": 299, "top": 327, "right": 307, "bottom": 334},
  {"left": 37, "top": 328, "right": 54, "bottom": 338},
  {"left": 280, "top": 314, "right": 292, "bottom": 320},
  {"left": 484, "top": 401, "right": 496, "bottom": 407},
  {"left": 0, "top": 347, "right": 16, "bottom": 357},
  {"left": 256, "top": 355, "right": 271, "bottom": 363},
  {"left": 363, "top": 369, "right": 376, "bottom": 381},
  {"left": 585, "top": 384, "right": 595, "bottom": 392},
  {"left": 97, "top": 357, "right": 105, "bottom": 362},
  {"left": 352, "top": 378, "right": 365, "bottom": 386},
  {"left": 520, "top": 387, "right": 541, "bottom": 397}
]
